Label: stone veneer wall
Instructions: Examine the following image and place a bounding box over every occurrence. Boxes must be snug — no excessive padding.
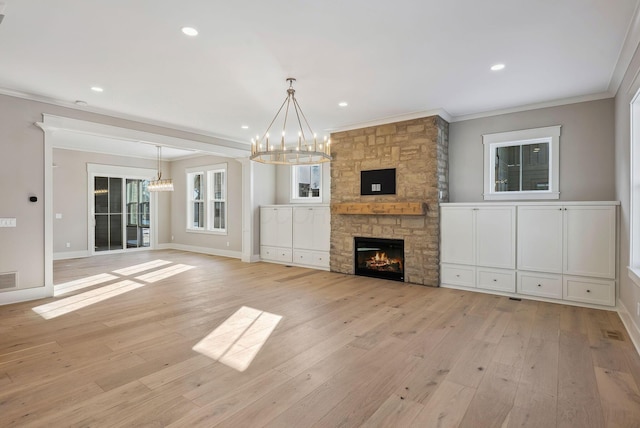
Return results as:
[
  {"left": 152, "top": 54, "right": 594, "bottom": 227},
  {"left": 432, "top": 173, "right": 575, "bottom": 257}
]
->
[{"left": 330, "top": 116, "right": 449, "bottom": 286}]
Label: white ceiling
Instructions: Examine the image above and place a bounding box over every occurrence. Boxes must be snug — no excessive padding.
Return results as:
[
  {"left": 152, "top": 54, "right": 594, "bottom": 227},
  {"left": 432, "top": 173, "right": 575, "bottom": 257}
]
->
[{"left": 1, "top": 0, "right": 639, "bottom": 152}]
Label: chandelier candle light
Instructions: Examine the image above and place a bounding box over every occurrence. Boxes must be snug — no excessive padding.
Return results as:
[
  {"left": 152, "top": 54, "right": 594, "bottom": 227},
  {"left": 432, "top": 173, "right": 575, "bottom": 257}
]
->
[
  {"left": 148, "top": 145, "right": 174, "bottom": 192},
  {"left": 250, "top": 78, "right": 332, "bottom": 165}
]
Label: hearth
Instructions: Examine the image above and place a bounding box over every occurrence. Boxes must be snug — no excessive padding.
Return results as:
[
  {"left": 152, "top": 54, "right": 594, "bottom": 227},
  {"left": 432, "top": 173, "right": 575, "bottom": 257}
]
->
[{"left": 354, "top": 237, "right": 404, "bottom": 282}]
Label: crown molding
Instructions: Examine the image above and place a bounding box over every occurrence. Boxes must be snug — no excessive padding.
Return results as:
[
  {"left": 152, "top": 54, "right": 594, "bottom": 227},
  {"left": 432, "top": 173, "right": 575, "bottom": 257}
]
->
[
  {"left": 449, "top": 92, "right": 614, "bottom": 123},
  {"left": 0, "top": 86, "right": 250, "bottom": 147},
  {"left": 609, "top": 0, "right": 640, "bottom": 95},
  {"left": 36, "top": 114, "right": 249, "bottom": 159}
]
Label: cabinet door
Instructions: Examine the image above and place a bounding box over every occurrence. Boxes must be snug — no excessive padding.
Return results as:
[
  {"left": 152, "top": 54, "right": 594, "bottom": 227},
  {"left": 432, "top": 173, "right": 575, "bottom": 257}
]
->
[
  {"left": 260, "top": 207, "right": 292, "bottom": 248},
  {"left": 440, "top": 207, "right": 475, "bottom": 265},
  {"left": 476, "top": 206, "right": 516, "bottom": 269},
  {"left": 563, "top": 206, "right": 616, "bottom": 279},
  {"left": 293, "top": 206, "right": 330, "bottom": 251},
  {"left": 517, "top": 206, "right": 563, "bottom": 273}
]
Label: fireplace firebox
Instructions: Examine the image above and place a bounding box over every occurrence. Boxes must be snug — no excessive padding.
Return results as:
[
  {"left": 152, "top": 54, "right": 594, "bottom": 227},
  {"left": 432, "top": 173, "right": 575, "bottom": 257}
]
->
[{"left": 354, "top": 237, "right": 404, "bottom": 282}]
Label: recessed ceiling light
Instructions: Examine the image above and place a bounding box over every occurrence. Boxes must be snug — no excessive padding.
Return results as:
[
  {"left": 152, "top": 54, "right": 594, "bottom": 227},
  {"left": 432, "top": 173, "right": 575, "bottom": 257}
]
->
[
  {"left": 91, "top": 86, "right": 104, "bottom": 92},
  {"left": 241, "top": 125, "right": 249, "bottom": 129},
  {"left": 490, "top": 64, "right": 505, "bottom": 71},
  {"left": 182, "top": 27, "right": 198, "bottom": 36},
  {"left": 338, "top": 101, "right": 348, "bottom": 107}
]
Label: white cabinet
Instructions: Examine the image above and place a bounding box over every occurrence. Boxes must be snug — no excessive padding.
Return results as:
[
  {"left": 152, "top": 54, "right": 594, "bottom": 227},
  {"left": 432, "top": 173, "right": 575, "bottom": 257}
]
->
[
  {"left": 260, "top": 206, "right": 292, "bottom": 249},
  {"left": 517, "top": 204, "right": 616, "bottom": 306},
  {"left": 563, "top": 206, "right": 616, "bottom": 279},
  {"left": 260, "top": 205, "right": 329, "bottom": 269},
  {"left": 475, "top": 207, "right": 516, "bottom": 269},
  {"left": 517, "top": 206, "right": 563, "bottom": 273},
  {"left": 440, "top": 205, "right": 516, "bottom": 292},
  {"left": 441, "top": 207, "right": 475, "bottom": 265},
  {"left": 293, "top": 206, "right": 330, "bottom": 251},
  {"left": 441, "top": 202, "right": 618, "bottom": 308}
]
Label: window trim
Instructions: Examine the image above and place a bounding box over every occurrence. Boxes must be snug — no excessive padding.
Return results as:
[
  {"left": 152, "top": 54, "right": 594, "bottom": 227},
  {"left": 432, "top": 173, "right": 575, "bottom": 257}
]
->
[
  {"left": 186, "top": 163, "right": 227, "bottom": 234},
  {"left": 483, "top": 125, "right": 561, "bottom": 201},
  {"left": 290, "top": 164, "right": 323, "bottom": 203},
  {"left": 629, "top": 89, "right": 640, "bottom": 288}
]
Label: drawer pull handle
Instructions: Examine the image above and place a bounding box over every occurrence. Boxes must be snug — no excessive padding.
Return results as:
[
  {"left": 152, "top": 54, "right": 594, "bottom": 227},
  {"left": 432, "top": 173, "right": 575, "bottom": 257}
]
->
[
  {"left": 493, "top": 279, "right": 497, "bottom": 282},
  {"left": 537, "top": 284, "right": 542, "bottom": 287},
  {"left": 586, "top": 289, "right": 591, "bottom": 293}
]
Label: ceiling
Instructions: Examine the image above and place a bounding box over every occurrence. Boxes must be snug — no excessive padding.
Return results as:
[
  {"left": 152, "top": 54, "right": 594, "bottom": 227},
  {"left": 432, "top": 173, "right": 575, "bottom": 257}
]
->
[{"left": 1, "top": 0, "right": 639, "bottom": 155}]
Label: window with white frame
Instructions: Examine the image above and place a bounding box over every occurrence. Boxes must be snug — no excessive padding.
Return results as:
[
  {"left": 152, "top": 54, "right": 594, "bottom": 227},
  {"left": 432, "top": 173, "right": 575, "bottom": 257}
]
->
[
  {"left": 291, "top": 164, "right": 322, "bottom": 202},
  {"left": 483, "top": 125, "right": 561, "bottom": 200},
  {"left": 186, "top": 164, "right": 227, "bottom": 233}
]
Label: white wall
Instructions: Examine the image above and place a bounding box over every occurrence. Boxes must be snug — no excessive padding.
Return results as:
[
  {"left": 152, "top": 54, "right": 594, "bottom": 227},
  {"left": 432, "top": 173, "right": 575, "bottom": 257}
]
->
[
  {"left": 449, "top": 98, "right": 615, "bottom": 202},
  {"left": 169, "top": 155, "right": 243, "bottom": 253}
]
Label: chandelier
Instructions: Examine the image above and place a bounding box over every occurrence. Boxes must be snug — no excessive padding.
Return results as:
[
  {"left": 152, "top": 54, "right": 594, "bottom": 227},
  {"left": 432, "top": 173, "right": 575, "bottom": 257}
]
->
[
  {"left": 250, "top": 78, "right": 332, "bottom": 165},
  {"left": 148, "top": 146, "right": 174, "bottom": 192}
]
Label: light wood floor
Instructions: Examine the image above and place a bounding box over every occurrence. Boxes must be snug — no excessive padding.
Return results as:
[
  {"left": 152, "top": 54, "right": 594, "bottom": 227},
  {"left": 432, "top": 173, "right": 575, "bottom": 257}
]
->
[{"left": 1, "top": 250, "right": 640, "bottom": 427}]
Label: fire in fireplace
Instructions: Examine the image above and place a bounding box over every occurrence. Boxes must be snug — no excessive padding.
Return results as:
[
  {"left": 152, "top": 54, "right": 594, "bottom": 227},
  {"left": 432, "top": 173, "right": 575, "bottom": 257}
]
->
[{"left": 354, "top": 237, "right": 404, "bottom": 282}]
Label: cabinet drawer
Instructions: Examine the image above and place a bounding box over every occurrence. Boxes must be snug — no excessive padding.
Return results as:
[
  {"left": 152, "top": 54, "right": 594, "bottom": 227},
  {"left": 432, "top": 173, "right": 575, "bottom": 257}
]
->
[
  {"left": 260, "top": 246, "right": 292, "bottom": 263},
  {"left": 441, "top": 264, "right": 475, "bottom": 287},
  {"left": 293, "top": 250, "right": 329, "bottom": 268},
  {"left": 477, "top": 268, "right": 515, "bottom": 292},
  {"left": 313, "top": 251, "right": 329, "bottom": 268},
  {"left": 518, "top": 272, "right": 563, "bottom": 299},
  {"left": 563, "top": 276, "right": 615, "bottom": 307}
]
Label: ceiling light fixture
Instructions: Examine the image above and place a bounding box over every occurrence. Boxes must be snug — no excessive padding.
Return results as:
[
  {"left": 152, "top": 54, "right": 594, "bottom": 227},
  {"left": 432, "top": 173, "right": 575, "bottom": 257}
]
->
[
  {"left": 490, "top": 64, "right": 505, "bottom": 71},
  {"left": 250, "top": 78, "right": 331, "bottom": 165},
  {"left": 241, "top": 125, "right": 249, "bottom": 129},
  {"left": 148, "top": 146, "right": 174, "bottom": 192},
  {"left": 182, "top": 27, "right": 198, "bottom": 36},
  {"left": 338, "top": 101, "right": 348, "bottom": 107},
  {"left": 91, "top": 86, "right": 104, "bottom": 92}
]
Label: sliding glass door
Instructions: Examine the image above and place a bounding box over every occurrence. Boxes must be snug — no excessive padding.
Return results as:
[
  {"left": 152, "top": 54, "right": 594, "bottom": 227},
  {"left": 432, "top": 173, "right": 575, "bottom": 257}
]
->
[{"left": 94, "top": 176, "right": 150, "bottom": 253}]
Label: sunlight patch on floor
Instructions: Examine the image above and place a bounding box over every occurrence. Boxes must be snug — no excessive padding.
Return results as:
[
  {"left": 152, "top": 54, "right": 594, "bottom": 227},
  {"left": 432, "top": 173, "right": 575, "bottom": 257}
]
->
[
  {"left": 193, "top": 306, "right": 283, "bottom": 372},
  {"left": 113, "top": 259, "right": 172, "bottom": 275},
  {"left": 135, "top": 264, "right": 195, "bottom": 283},
  {"left": 35, "top": 259, "right": 197, "bottom": 319},
  {"left": 54, "top": 273, "right": 118, "bottom": 296},
  {"left": 33, "top": 280, "right": 145, "bottom": 319}
]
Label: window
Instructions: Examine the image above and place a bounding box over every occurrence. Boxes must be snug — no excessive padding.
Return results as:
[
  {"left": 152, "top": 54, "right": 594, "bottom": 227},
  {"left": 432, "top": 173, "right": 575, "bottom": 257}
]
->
[
  {"left": 291, "top": 164, "right": 322, "bottom": 202},
  {"left": 483, "top": 125, "right": 561, "bottom": 200},
  {"left": 186, "top": 164, "right": 227, "bottom": 233}
]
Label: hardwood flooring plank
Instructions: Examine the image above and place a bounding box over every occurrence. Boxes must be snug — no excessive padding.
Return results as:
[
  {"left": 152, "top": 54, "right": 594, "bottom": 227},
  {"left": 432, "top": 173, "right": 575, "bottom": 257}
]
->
[
  {"left": 360, "top": 394, "right": 425, "bottom": 428},
  {"left": 557, "top": 330, "right": 605, "bottom": 428},
  {"left": 595, "top": 366, "right": 640, "bottom": 427},
  {"left": 409, "top": 380, "right": 476, "bottom": 427},
  {"left": 519, "top": 337, "right": 559, "bottom": 397}
]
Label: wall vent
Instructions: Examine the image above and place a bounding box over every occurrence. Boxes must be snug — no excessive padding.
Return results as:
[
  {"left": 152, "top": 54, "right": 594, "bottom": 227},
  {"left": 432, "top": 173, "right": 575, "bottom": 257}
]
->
[{"left": 0, "top": 272, "right": 17, "bottom": 289}]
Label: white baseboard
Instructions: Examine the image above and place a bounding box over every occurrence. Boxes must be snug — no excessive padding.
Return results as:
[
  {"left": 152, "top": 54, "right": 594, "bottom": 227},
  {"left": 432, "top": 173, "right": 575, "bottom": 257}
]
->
[
  {"left": 53, "top": 250, "right": 91, "bottom": 261},
  {"left": 0, "top": 286, "right": 52, "bottom": 306},
  {"left": 158, "top": 243, "right": 242, "bottom": 260},
  {"left": 618, "top": 301, "right": 640, "bottom": 356}
]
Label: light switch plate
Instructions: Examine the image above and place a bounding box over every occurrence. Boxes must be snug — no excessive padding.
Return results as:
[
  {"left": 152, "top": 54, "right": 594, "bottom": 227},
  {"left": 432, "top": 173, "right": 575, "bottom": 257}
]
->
[{"left": 0, "top": 218, "right": 16, "bottom": 227}]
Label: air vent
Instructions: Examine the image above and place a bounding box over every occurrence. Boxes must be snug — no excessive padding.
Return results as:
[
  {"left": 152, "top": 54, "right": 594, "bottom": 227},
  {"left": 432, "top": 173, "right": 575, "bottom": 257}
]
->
[
  {"left": 602, "top": 330, "right": 624, "bottom": 341},
  {"left": 0, "top": 272, "right": 17, "bottom": 289}
]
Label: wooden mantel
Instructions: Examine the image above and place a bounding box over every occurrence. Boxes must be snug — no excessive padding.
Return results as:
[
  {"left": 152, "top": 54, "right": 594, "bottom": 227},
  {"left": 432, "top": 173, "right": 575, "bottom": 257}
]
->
[{"left": 332, "top": 202, "right": 426, "bottom": 216}]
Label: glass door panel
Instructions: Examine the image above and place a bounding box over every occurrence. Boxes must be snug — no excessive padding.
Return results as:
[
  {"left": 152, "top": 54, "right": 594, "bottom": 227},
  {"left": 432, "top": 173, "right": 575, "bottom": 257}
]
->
[
  {"left": 94, "top": 176, "right": 148, "bottom": 253},
  {"left": 126, "top": 179, "right": 151, "bottom": 248}
]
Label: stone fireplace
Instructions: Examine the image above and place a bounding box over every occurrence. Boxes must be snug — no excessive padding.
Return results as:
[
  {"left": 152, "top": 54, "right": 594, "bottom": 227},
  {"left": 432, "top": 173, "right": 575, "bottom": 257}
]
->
[{"left": 330, "top": 116, "right": 449, "bottom": 286}]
